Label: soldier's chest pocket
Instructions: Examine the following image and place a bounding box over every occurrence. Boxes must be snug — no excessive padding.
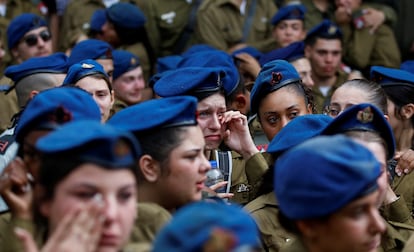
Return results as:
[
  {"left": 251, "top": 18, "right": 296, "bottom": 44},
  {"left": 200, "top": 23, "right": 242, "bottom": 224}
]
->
[
  {"left": 252, "top": 16, "right": 270, "bottom": 37},
  {"left": 158, "top": 12, "right": 186, "bottom": 38}
]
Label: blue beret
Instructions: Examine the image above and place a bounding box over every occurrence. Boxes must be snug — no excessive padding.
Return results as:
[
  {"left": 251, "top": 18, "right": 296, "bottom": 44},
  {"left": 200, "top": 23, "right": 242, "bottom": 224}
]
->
[
  {"left": 259, "top": 41, "right": 305, "bottom": 66},
  {"left": 156, "top": 56, "right": 182, "bottom": 74},
  {"left": 68, "top": 39, "right": 113, "bottom": 67},
  {"left": 108, "top": 96, "right": 198, "bottom": 133},
  {"left": 178, "top": 50, "right": 239, "bottom": 95},
  {"left": 152, "top": 201, "right": 260, "bottom": 252},
  {"left": 112, "top": 50, "right": 140, "bottom": 80},
  {"left": 5, "top": 52, "right": 68, "bottom": 83},
  {"left": 106, "top": 2, "right": 146, "bottom": 29},
  {"left": 271, "top": 4, "right": 306, "bottom": 25},
  {"left": 232, "top": 46, "right": 263, "bottom": 61},
  {"left": 267, "top": 114, "right": 332, "bottom": 155},
  {"left": 90, "top": 9, "right": 106, "bottom": 32},
  {"left": 15, "top": 87, "right": 101, "bottom": 142},
  {"left": 370, "top": 65, "right": 414, "bottom": 87},
  {"left": 7, "top": 13, "right": 48, "bottom": 49},
  {"left": 182, "top": 44, "right": 217, "bottom": 57},
  {"left": 63, "top": 59, "right": 109, "bottom": 85},
  {"left": 275, "top": 135, "right": 381, "bottom": 220},
  {"left": 250, "top": 59, "right": 301, "bottom": 114},
  {"left": 306, "top": 19, "right": 342, "bottom": 41},
  {"left": 401, "top": 60, "right": 414, "bottom": 75},
  {"left": 36, "top": 120, "right": 141, "bottom": 168},
  {"left": 154, "top": 67, "right": 225, "bottom": 98},
  {"left": 322, "top": 103, "right": 395, "bottom": 160}
]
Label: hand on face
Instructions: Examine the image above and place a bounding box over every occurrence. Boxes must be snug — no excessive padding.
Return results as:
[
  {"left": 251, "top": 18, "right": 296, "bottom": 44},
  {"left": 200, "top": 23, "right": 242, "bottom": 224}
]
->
[
  {"left": 0, "top": 157, "right": 33, "bottom": 219},
  {"left": 222, "top": 110, "right": 259, "bottom": 159},
  {"left": 15, "top": 197, "right": 105, "bottom": 252}
]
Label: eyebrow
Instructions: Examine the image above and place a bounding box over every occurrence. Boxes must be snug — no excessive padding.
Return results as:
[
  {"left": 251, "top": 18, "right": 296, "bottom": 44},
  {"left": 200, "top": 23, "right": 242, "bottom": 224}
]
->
[{"left": 263, "top": 104, "right": 300, "bottom": 115}]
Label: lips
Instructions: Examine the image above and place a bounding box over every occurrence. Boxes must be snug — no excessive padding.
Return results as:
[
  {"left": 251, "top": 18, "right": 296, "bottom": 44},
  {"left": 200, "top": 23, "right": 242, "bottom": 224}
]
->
[
  {"left": 205, "top": 135, "right": 221, "bottom": 141},
  {"left": 99, "top": 234, "right": 120, "bottom": 247}
]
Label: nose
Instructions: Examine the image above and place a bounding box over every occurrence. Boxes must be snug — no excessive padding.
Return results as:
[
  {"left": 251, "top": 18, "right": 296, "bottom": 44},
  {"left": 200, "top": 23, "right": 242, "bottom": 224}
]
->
[
  {"left": 200, "top": 155, "right": 211, "bottom": 174},
  {"left": 280, "top": 116, "right": 289, "bottom": 129},
  {"left": 37, "top": 36, "right": 45, "bottom": 47},
  {"left": 103, "top": 196, "right": 119, "bottom": 224},
  {"left": 209, "top": 114, "right": 221, "bottom": 130},
  {"left": 369, "top": 208, "right": 386, "bottom": 234}
]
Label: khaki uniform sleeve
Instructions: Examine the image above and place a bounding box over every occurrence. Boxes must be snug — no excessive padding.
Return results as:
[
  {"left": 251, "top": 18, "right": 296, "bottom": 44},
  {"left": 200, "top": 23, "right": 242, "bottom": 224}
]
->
[
  {"left": 383, "top": 196, "right": 414, "bottom": 224},
  {"left": 245, "top": 152, "right": 272, "bottom": 189},
  {"left": 194, "top": 5, "right": 230, "bottom": 51},
  {"left": 143, "top": 1, "right": 161, "bottom": 58},
  {"left": 0, "top": 215, "right": 36, "bottom": 252},
  {"left": 341, "top": 21, "right": 400, "bottom": 70}
]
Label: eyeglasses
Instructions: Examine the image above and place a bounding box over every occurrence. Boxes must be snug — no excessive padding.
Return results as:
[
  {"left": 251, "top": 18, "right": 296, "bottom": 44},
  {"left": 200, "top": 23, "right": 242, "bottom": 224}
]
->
[{"left": 22, "top": 30, "right": 51, "bottom": 47}]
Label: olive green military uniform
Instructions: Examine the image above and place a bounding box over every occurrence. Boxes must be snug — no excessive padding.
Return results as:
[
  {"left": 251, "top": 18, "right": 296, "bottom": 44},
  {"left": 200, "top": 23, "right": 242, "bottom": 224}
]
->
[
  {"left": 339, "top": 6, "right": 401, "bottom": 72},
  {"left": 245, "top": 191, "right": 295, "bottom": 252},
  {"left": 0, "top": 76, "right": 18, "bottom": 133},
  {"left": 312, "top": 70, "right": 348, "bottom": 114},
  {"left": 403, "top": 232, "right": 414, "bottom": 252},
  {"left": 0, "top": 212, "right": 42, "bottom": 252},
  {"left": 58, "top": 0, "right": 145, "bottom": 52},
  {"left": 194, "top": 0, "right": 277, "bottom": 53},
  {"left": 128, "top": 202, "right": 171, "bottom": 251},
  {"left": 392, "top": 172, "right": 414, "bottom": 214},
  {"left": 289, "top": 0, "right": 335, "bottom": 30},
  {"left": 381, "top": 196, "right": 414, "bottom": 251},
  {"left": 110, "top": 98, "right": 128, "bottom": 117},
  {"left": 211, "top": 150, "right": 269, "bottom": 205},
  {"left": 144, "top": 0, "right": 197, "bottom": 57},
  {"left": 394, "top": 0, "right": 414, "bottom": 61}
]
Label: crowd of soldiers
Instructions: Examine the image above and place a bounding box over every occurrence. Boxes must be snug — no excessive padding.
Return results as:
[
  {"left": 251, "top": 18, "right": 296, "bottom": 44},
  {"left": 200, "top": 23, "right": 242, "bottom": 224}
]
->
[{"left": 0, "top": 0, "right": 414, "bottom": 251}]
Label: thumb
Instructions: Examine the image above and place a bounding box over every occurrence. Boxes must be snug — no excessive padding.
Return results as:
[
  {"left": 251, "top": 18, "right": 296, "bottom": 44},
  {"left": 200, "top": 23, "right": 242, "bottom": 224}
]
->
[{"left": 14, "top": 227, "right": 39, "bottom": 252}]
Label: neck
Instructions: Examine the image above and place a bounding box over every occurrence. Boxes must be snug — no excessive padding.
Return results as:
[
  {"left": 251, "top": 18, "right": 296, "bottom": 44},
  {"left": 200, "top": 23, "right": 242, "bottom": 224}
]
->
[
  {"left": 312, "top": 72, "right": 337, "bottom": 88},
  {"left": 394, "top": 122, "right": 414, "bottom": 152},
  {"left": 138, "top": 184, "right": 174, "bottom": 213}
]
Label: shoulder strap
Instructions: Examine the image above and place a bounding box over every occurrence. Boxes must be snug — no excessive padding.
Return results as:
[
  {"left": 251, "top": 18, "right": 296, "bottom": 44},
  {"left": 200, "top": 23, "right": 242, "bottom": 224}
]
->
[
  {"left": 173, "top": 0, "right": 203, "bottom": 54},
  {"left": 215, "top": 150, "right": 232, "bottom": 193},
  {"left": 241, "top": 0, "right": 257, "bottom": 42}
]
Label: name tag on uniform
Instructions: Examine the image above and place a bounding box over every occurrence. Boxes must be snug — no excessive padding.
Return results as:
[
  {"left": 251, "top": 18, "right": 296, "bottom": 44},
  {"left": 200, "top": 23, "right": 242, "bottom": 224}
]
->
[{"left": 161, "top": 11, "right": 176, "bottom": 24}]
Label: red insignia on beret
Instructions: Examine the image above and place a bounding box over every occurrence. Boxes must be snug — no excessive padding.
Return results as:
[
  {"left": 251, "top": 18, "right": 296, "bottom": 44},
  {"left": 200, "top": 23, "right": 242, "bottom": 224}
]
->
[
  {"left": 114, "top": 139, "right": 131, "bottom": 157},
  {"left": 48, "top": 106, "right": 73, "bottom": 124},
  {"left": 271, "top": 72, "right": 282, "bottom": 85}
]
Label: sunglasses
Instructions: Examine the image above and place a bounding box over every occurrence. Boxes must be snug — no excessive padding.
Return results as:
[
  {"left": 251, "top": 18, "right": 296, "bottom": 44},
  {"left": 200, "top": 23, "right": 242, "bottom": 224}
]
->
[{"left": 22, "top": 30, "right": 51, "bottom": 47}]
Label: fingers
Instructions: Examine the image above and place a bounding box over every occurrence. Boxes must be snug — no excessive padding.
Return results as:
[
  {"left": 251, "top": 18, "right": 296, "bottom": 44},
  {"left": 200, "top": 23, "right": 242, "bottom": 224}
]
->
[
  {"left": 216, "top": 192, "right": 234, "bottom": 199},
  {"left": 14, "top": 227, "right": 39, "bottom": 252},
  {"left": 209, "top": 181, "right": 227, "bottom": 191}
]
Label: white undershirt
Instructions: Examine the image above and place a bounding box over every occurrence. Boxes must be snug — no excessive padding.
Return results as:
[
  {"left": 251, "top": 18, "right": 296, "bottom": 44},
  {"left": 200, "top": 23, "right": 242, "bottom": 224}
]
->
[
  {"left": 319, "top": 86, "right": 331, "bottom": 97},
  {"left": 240, "top": 0, "right": 247, "bottom": 15},
  {"left": 0, "top": 4, "right": 6, "bottom": 17},
  {"left": 102, "top": 0, "right": 119, "bottom": 8}
]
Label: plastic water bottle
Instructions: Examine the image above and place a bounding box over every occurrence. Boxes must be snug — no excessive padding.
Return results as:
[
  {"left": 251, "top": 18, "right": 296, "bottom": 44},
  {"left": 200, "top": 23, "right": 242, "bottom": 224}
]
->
[{"left": 205, "top": 161, "right": 225, "bottom": 193}]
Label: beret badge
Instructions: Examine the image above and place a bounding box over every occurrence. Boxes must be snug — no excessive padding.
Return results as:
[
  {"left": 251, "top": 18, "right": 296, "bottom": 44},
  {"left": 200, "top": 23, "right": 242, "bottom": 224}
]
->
[
  {"left": 114, "top": 139, "right": 131, "bottom": 158},
  {"left": 271, "top": 72, "right": 282, "bottom": 85},
  {"left": 357, "top": 107, "right": 374, "bottom": 124},
  {"left": 81, "top": 63, "right": 94, "bottom": 69},
  {"left": 48, "top": 106, "right": 73, "bottom": 124},
  {"left": 130, "top": 57, "right": 137, "bottom": 66},
  {"left": 328, "top": 25, "right": 337, "bottom": 35}
]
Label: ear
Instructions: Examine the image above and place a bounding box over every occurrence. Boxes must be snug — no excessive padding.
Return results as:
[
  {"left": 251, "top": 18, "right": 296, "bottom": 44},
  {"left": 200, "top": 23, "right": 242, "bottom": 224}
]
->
[
  {"left": 233, "top": 94, "right": 247, "bottom": 111},
  {"left": 307, "top": 103, "right": 313, "bottom": 114},
  {"left": 138, "top": 154, "right": 161, "bottom": 183},
  {"left": 110, "top": 90, "right": 115, "bottom": 106},
  {"left": 401, "top": 104, "right": 414, "bottom": 120},
  {"left": 29, "top": 90, "right": 39, "bottom": 100}
]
